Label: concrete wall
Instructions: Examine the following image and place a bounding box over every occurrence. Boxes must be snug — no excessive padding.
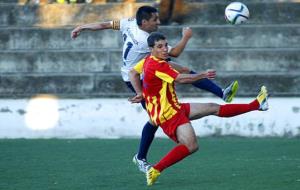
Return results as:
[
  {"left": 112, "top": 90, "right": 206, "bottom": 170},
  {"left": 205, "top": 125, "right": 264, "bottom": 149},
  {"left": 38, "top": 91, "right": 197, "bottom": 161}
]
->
[{"left": 0, "top": 97, "right": 299, "bottom": 138}]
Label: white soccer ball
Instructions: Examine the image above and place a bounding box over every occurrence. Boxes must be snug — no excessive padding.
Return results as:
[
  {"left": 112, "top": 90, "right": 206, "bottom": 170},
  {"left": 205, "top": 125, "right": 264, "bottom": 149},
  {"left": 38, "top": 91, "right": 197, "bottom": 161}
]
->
[{"left": 225, "top": 2, "right": 250, "bottom": 25}]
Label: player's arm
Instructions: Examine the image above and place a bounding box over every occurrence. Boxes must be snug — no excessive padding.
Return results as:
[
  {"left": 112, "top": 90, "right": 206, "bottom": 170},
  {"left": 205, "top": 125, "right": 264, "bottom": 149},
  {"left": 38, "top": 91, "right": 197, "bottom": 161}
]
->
[
  {"left": 71, "top": 20, "right": 120, "bottom": 39},
  {"left": 175, "top": 69, "right": 216, "bottom": 84},
  {"left": 128, "top": 60, "right": 145, "bottom": 103},
  {"left": 168, "top": 61, "right": 191, "bottom": 74},
  {"left": 168, "top": 27, "right": 192, "bottom": 57}
]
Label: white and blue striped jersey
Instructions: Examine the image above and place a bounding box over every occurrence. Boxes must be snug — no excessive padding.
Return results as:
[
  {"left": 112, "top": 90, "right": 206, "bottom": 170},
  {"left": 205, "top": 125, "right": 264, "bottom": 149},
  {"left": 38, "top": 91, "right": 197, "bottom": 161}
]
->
[{"left": 113, "top": 18, "right": 171, "bottom": 82}]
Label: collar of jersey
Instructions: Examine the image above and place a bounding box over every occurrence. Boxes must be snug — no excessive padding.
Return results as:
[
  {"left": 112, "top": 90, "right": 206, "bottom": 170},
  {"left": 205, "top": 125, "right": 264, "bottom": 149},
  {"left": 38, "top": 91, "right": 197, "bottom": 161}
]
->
[
  {"left": 138, "top": 26, "right": 150, "bottom": 36},
  {"left": 150, "top": 55, "right": 166, "bottom": 63}
]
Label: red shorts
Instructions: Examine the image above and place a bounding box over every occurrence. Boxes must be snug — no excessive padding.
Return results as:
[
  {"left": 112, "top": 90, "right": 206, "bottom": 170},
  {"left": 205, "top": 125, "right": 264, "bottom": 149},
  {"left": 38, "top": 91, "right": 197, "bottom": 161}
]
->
[{"left": 160, "top": 103, "right": 190, "bottom": 142}]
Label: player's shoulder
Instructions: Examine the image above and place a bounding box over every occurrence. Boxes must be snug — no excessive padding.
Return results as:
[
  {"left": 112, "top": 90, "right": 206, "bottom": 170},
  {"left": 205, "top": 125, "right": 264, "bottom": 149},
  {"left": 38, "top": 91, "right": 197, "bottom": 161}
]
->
[
  {"left": 147, "top": 56, "right": 166, "bottom": 67},
  {"left": 127, "top": 17, "right": 135, "bottom": 21},
  {"left": 120, "top": 17, "right": 136, "bottom": 25},
  {"left": 120, "top": 17, "right": 137, "bottom": 30},
  {"left": 150, "top": 56, "right": 167, "bottom": 63}
]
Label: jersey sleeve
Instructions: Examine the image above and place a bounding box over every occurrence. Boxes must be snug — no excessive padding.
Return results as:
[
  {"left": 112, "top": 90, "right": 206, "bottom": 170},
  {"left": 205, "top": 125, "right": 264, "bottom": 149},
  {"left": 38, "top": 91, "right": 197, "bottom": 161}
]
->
[
  {"left": 119, "top": 17, "right": 135, "bottom": 32},
  {"left": 133, "top": 59, "right": 145, "bottom": 74},
  {"left": 119, "top": 18, "right": 127, "bottom": 32},
  {"left": 155, "top": 62, "right": 179, "bottom": 83}
]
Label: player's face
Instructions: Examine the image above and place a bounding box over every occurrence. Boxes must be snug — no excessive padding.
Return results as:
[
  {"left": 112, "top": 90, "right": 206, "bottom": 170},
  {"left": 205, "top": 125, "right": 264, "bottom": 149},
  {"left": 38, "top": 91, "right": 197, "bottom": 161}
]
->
[
  {"left": 143, "top": 13, "right": 160, "bottom": 33},
  {"left": 151, "top": 39, "right": 169, "bottom": 60}
]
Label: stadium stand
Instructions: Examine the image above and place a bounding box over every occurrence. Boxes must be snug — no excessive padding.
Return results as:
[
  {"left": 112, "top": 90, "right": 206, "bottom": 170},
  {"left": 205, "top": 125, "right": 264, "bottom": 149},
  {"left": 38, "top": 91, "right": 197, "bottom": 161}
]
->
[{"left": 0, "top": 0, "right": 299, "bottom": 98}]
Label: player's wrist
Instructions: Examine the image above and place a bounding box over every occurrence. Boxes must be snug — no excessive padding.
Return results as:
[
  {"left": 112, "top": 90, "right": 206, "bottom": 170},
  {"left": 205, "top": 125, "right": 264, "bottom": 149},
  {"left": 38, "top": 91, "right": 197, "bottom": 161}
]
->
[{"left": 182, "top": 35, "right": 190, "bottom": 40}]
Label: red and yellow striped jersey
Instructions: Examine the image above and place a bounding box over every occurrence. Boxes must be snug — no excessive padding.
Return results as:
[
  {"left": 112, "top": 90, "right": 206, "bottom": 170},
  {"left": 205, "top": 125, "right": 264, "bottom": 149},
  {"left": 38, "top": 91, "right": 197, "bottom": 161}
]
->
[{"left": 134, "top": 55, "right": 181, "bottom": 126}]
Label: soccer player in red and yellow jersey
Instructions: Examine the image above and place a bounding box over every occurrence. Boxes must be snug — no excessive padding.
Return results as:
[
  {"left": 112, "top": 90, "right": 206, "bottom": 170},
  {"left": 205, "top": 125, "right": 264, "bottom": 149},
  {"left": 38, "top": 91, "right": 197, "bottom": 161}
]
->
[
  {"left": 129, "top": 32, "right": 269, "bottom": 186},
  {"left": 71, "top": 6, "right": 239, "bottom": 174}
]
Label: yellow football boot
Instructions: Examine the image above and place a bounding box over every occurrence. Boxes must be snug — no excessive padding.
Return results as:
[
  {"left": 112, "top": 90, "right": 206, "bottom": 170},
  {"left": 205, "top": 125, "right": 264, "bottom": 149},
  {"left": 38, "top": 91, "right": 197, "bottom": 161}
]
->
[
  {"left": 146, "top": 167, "right": 161, "bottom": 186},
  {"left": 256, "top": 86, "right": 269, "bottom": 111},
  {"left": 223, "top": 80, "right": 239, "bottom": 103}
]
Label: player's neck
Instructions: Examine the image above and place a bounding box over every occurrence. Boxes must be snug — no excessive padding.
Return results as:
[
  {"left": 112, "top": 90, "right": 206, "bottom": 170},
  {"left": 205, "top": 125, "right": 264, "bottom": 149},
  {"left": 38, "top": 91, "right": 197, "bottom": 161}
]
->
[
  {"left": 151, "top": 54, "right": 164, "bottom": 61},
  {"left": 139, "top": 26, "right": 151, "bottom": 34}
]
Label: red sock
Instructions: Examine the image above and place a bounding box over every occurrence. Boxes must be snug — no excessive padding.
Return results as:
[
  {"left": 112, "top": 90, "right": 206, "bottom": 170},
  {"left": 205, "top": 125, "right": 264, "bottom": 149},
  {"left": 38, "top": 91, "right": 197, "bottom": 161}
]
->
[
  {"left": 218, "top": 99, "right": 259, "bottom": 117},
  {"left": 153, "top": 144, "right": 190, "bottom": 172}
]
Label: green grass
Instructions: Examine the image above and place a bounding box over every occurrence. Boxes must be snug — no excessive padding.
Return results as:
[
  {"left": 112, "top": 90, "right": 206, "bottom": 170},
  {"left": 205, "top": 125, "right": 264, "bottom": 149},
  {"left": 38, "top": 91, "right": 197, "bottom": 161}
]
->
[{"left": 0, "top": 137, "right": 300, "bottom": 190}]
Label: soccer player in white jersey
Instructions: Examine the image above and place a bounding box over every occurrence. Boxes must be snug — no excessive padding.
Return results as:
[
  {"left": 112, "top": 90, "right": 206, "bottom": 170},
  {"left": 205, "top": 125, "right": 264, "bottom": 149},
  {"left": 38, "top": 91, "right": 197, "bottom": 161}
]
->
[{"left": 71, "top": 6, "right": 238, "bottom": 173}]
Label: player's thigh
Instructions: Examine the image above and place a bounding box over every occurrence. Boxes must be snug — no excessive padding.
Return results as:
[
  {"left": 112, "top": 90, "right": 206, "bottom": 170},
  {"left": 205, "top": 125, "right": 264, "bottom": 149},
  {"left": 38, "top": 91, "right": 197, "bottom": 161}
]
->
[
  {"left": 189, "top": 103, "right": 220, "bottom": 120},
  {"left": 176, "top": 123, "right": 197, "bottom": 148}
]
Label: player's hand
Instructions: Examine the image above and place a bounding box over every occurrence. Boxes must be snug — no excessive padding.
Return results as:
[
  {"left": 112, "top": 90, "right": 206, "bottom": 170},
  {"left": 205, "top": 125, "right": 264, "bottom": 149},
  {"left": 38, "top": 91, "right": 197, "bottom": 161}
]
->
[
  {"left": 71, "top": 27, "right": 81, "bottom": 39},
  {"left": 128, "top": 94, "right": 143, "bottom": 103},
  {"left": 205, "top": 69, "right": 216, "bottom": 80},
  {"left": 182, "top": 27, "right": 193, "bottom": 40}
]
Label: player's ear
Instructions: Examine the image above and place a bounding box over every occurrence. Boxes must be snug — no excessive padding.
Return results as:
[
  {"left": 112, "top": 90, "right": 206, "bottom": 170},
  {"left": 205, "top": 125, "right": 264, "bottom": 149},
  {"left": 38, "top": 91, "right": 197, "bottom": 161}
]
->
[{"left": 141, "top": 19, "right": 147, "bottom": 25}]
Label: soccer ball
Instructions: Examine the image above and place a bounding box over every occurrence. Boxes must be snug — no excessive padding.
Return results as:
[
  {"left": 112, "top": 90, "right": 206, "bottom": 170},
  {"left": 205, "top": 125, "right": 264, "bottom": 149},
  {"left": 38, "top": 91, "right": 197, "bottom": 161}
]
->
[{"left": 225, "top": 2, "right": 250, "bottom": 25}]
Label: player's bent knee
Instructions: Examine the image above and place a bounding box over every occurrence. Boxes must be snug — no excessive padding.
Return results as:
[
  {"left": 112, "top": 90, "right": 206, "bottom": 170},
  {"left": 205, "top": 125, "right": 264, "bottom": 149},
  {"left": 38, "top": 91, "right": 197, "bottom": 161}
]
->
[{"left": 186, "top": 142, "right": 199, "bottom": 153}]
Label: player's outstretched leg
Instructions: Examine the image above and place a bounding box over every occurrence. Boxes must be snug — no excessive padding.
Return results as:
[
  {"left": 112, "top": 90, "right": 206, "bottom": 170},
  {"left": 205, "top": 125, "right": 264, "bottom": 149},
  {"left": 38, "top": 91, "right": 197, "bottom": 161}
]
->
[
  {"left": 189, "top": 85, "right": 269, "bottom": 121},
  {"left": 190, "top": 71, "right": 238, "bottom": 103},
  {"left": 218, "top": 85, "right": 268, "bottom": 117},
  {"left": 133, "top": 121, "right": 158, "bottom": 173}
]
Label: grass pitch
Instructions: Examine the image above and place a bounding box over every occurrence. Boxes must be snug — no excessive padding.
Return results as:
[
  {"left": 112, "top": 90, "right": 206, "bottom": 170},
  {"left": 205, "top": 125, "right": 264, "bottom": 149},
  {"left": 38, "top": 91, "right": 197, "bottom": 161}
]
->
[{"left": 0, "top": 137, "right": 299, "bottom": 190}]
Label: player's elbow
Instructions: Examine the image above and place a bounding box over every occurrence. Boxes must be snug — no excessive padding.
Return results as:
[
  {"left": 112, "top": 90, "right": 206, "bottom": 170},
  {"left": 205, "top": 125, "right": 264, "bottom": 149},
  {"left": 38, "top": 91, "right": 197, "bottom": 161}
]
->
[
  {"left": 168, "top": 48, "right": 180, "bottom": 58},
  {"left": 129, "top": 68, "right": 140, "bottom": 81},
  {"left": 168, "top": 52, "right": 179, "bottom": 58},
  {"left": 129, "top": 69, "right": 136, "bottom": 78}
]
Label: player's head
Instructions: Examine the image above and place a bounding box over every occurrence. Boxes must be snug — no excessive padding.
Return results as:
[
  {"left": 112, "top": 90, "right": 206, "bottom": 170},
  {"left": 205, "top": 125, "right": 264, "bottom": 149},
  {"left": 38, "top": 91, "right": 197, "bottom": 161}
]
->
[
  {"left": 147, "top": 32, "right": 169, "bottom": 60},
  {"left": 136, "top": 6, "right": 160, "bottom": 33}
]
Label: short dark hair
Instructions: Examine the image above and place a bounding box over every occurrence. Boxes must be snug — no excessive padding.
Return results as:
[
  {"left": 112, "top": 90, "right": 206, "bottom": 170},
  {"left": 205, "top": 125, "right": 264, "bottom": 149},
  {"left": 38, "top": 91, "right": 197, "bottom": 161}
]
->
[
  {"left": 147, "top": 32, "right": 166, "bottom": 47},
  {"left": 136, "top": 6, "right": 158, "bottom": 26}
]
